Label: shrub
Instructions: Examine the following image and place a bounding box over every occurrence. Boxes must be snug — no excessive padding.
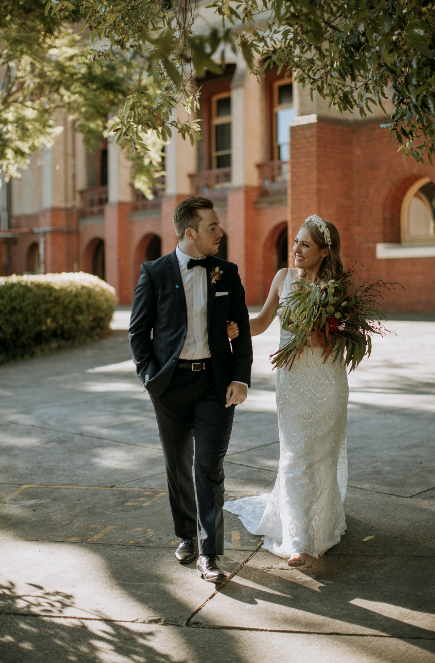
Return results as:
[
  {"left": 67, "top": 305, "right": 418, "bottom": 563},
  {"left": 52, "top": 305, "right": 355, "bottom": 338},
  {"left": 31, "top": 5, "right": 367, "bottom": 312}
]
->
[{"left": 0, "top": 272, "right": 117, "bottom": 362}]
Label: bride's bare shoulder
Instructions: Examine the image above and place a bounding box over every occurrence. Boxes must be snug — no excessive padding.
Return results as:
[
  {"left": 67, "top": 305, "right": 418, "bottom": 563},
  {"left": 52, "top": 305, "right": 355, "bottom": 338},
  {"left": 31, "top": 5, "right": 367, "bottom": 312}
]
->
[{"left": 274, "top": 268, "right": 289, "bottom": 298}]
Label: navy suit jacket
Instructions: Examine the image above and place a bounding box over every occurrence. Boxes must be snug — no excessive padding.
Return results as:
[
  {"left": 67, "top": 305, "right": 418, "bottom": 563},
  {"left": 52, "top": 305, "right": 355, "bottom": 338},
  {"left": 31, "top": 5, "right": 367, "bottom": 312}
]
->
[{"left": 128, "top": 250, "right": 253, "bottom": 405}]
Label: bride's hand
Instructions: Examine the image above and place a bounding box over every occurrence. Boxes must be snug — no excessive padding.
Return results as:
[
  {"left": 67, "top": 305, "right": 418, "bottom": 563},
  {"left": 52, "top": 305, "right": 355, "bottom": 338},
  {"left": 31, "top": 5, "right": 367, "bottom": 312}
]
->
[{"left": 227, "top": 321, "right": 239, "bottom": 339}]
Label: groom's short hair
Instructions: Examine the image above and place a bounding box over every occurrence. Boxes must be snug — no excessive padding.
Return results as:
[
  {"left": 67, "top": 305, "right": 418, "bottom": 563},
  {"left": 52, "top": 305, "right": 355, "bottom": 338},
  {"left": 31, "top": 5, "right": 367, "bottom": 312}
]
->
[{"left": 173, "top": 197, "right": 214, "bottom": 239}]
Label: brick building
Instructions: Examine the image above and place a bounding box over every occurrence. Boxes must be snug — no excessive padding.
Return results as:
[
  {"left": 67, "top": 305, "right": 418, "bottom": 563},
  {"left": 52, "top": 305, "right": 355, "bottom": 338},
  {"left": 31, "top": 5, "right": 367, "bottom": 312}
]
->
[{"left": 1, "top": 54, "right": 435, "bottom": 312}]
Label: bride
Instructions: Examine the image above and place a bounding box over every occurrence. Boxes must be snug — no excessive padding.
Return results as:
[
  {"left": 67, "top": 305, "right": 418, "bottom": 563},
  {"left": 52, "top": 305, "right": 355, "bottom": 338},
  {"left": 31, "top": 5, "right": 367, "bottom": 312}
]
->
[{"left": 225, "top": 214, "right": 355, "bottom": 569}]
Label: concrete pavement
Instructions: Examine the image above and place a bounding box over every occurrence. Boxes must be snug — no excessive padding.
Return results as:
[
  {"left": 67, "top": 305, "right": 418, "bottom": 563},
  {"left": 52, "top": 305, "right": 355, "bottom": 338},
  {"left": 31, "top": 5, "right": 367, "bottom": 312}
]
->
[{"left": 0, "top": 309, "right": 434, "bottom": 662}]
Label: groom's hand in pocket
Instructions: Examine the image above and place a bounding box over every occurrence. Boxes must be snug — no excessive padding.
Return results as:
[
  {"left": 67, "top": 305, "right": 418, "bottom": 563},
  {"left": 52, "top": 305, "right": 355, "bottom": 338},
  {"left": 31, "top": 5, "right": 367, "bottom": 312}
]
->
[{"left": 225, "top": 382, "right": 248, "bottom": 408}]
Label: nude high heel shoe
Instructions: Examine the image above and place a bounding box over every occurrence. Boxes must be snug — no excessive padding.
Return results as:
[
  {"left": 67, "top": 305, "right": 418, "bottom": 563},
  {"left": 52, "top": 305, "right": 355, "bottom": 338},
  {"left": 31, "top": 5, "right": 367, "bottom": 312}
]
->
[{"left": 288, "top": 553, "right": 312, "bottom": 568}]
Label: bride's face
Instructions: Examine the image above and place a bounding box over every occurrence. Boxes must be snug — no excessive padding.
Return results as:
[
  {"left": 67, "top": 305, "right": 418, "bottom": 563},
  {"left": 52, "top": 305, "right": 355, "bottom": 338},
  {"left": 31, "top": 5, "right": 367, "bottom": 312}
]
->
[{"left": 293, "top": 226, "right": 329, "bottom": 273}]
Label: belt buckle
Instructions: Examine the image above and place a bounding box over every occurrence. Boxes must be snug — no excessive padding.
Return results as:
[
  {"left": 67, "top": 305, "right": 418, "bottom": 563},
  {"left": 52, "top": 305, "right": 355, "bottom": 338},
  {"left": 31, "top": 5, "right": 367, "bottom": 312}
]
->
[{"left": 191, "top": 362, "right": 203, "bottom": 372}]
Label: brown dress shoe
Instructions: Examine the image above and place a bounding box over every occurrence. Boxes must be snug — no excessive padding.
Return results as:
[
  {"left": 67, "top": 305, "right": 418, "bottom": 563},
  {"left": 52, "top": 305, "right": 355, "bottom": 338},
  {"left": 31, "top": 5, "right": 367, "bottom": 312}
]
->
[
  {"left": 175, "top": 538, "right": 197, "bottom": 564},
  {"left": 197, "top": 555, "right": 227, "bottom": 583}
]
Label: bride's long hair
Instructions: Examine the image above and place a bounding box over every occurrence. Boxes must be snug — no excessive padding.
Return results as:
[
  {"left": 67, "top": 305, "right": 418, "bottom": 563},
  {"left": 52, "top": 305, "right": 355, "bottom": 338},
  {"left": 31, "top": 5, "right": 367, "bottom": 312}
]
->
[{"left": 302, "top": 217, "right": 344, "bottom": 282}]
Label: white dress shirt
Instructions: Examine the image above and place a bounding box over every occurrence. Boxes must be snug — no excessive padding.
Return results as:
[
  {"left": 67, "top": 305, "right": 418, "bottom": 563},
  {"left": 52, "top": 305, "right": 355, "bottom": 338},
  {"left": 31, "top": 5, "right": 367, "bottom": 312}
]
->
[
  {"left": 176, "top": 246, "right": 211, "bottom": 360},
  {"left": 176, "top": 246, "right": 247, "bottom": 389}
]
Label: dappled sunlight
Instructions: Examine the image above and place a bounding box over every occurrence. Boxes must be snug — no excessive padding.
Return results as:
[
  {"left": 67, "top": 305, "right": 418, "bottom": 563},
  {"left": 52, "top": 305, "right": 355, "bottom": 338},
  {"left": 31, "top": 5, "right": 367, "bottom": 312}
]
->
[
  {"left": 348, "top": 392, "right": 435, "bottom": 412},
  {"left": 87, "top": 360, "right": 136, "bottom": 374},
  {"left": 90, "top": 446, "right": 163, "bottom": 471},
  {"left": 193, "top": 557, "right": 435, "bottom": 649},
  {"left": 350, "top": 598, "right": 435, "bottom": 631},
  {"left": 0, "top": 539, "right": 158, "bottom": 622},
  {"left": 237, "top": 390, "right": 277, "bottom": 413},
  {"left": 79, "top": 382, "right": 141, "bottom": 393},
  {"left": 1, "top": 307, "right": 434, "bottom": 661},
  {"left": 110, "top": 311, "right": 132, "bottom": 331},
  {"left": 0, "top": 581, "right": 196, "bottom": 663},
  {"left": 0, "top": 430, "right": 45, "bottom": 449}
]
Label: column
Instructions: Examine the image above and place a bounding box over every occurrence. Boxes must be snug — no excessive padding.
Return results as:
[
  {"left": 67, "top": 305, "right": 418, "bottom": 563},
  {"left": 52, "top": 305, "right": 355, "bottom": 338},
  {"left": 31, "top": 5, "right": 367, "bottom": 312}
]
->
[
  {"left": 289, "top": 114, "right": 355, "bottom": 261},
  {"left": 162, "top": 103, "right": 197, "bottom": 255},
  {"left": 227, "top": 56, "right": 264, "bottom": 304},
  {"left": 105, "top": 138, "right": 133, "bottom": 303}
]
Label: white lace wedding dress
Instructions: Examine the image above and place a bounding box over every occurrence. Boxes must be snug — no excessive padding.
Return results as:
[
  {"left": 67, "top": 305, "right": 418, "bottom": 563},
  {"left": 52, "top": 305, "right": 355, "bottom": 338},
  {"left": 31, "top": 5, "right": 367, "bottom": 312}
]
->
[{"left": 224, "top": 269, "right": 349, "bottom": 559}]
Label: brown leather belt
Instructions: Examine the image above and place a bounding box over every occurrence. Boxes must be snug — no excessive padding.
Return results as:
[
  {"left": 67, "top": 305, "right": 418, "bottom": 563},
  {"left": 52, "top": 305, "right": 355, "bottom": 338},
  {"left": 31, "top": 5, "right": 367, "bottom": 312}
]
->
[{"left": 177, "top": 359, "right": 211, "bottom": 371}]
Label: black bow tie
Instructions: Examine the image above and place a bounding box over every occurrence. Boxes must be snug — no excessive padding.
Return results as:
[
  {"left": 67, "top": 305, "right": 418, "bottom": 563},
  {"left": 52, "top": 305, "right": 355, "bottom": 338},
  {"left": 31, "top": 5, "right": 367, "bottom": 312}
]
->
[{"left": 187, "top": 257, "right": 208, "bottom": 270}]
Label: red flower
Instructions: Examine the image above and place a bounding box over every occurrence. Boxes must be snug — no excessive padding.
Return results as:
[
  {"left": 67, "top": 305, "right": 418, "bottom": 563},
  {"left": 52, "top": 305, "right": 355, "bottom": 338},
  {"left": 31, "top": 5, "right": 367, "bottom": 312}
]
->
[
  {"left": 349, "top": 313, "right": 354, "bottom": 319},
  {"left": 327, "top": 315, "right": 339, "bottom": 333}
]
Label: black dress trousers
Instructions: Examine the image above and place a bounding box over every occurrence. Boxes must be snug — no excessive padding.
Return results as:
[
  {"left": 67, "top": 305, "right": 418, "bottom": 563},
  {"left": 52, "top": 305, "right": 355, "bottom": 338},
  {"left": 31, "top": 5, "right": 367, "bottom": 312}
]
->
[{"left": 151, "top": 361, "right": 234, "bottom": 556}]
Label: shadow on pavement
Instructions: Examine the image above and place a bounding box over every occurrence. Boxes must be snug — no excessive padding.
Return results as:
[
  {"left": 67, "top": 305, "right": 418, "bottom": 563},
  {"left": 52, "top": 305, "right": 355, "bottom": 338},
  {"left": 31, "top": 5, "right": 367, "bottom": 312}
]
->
[{"left": 0, "top": 581, "right": 183, "bottom": 663}]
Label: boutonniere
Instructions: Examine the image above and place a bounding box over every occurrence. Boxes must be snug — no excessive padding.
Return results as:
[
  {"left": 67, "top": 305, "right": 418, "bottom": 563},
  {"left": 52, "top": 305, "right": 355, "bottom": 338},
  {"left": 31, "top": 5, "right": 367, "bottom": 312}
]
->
[{"left": 210, "top": 266, "right": 223, "bottom": 285}]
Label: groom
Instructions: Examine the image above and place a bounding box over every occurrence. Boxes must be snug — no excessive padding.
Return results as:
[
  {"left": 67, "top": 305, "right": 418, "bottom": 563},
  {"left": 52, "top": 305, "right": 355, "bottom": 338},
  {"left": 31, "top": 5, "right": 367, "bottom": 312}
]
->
[{"left": 129, "top": 197, "right": 252, "bottom": 583}]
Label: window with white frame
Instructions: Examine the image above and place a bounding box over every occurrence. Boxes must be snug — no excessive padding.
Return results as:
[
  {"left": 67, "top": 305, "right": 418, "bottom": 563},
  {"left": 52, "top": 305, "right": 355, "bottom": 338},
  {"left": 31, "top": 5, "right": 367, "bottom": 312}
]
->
[
  {"left": 212, "top": 93, "right": 231, "bottom": 169},
  {"left": 274, "top": 81, "right": 295, "bottom": 162},
  {"left": 401, "top": 178, "right": 435, "bottom": 243}
]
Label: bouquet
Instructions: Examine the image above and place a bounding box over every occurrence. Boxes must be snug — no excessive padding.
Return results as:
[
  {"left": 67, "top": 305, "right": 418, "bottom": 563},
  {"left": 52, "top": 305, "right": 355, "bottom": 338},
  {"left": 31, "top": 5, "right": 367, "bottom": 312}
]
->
[{"left": 271, "top": 274, "right": 395, "bottom": 373}]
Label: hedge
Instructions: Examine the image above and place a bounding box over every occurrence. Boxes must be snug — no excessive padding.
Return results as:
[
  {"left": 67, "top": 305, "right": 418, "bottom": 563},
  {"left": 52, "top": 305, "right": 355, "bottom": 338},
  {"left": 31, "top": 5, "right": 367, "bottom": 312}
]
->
[{"left": 0, "top": 272, "right": 117, "bottom": 362}]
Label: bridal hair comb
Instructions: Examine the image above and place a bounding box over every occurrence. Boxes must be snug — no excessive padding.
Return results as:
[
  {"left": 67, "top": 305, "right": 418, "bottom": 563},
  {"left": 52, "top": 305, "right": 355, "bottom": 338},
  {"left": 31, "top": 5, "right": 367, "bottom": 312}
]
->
[{"left": 306, "top": 214, "right": 332, "bottom": 248}]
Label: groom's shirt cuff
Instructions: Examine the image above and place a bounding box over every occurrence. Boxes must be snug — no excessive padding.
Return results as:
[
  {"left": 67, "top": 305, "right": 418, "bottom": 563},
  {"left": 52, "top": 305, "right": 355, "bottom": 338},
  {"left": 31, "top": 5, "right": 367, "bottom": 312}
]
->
[{"left": 233, "top": 381, "right": 248, "bottom": 388}]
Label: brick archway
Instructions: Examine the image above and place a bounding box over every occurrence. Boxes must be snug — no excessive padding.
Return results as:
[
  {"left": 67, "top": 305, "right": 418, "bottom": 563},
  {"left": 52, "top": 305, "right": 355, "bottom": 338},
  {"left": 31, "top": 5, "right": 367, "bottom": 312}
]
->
[
  {"left": 82, "top": 237, "right": 105, "bottom": 277},
  {"left": 133, "top": 233, "right": 162, "bottom": 286},
  {"left": 25, "top": 242, "right": 40, "bottom": 274},
  {"left": 263, "top": 221, "right": 288, "bottom": 300}
]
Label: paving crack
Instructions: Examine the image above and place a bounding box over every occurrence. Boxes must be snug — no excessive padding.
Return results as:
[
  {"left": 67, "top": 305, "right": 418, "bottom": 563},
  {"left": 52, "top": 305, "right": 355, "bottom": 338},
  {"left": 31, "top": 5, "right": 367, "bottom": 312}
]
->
[
  {"left": 224, "top": 460, "right": 277, "bottom": 473},
  {"left": 109, "top": 472, "right": 167, "bottom": 487},
  {"left": 185, "top": 541, "right": 263, "bottom": 627},
  {"left": 2, "top": 420, "right": 159, "bottom": 451},
  {"left": 225, "top": 440, "right": 279, "bottom": 457},
  {"left": 186, "top": 625, "right": 435, "bottom": 639},
  {"left": 2, "top": 611, "right": 435, "bottom": 640},
  {"left": 408, "top": 485, "right": 435, "bottom": 498},
  {"left": 346, "top": 484, "right": 419, "bottom": 498},
  {"left": 0, "top": 611, "right": 182, "bottom": 626}
]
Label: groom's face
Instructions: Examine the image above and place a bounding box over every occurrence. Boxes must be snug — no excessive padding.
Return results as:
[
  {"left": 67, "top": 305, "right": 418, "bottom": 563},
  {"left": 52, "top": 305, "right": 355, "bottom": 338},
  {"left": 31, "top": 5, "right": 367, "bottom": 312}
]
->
[{"left": 190, "top": 208, "right": 224, "bottom": 256}]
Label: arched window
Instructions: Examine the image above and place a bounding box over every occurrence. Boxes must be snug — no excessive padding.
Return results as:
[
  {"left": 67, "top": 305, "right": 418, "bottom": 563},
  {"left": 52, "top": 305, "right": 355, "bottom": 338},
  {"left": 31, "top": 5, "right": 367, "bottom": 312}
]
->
[
  {"left": 133, "top": 234, "right": 162, "bottom": 287},
  {"left": 401, "top": 177, "right": 435, "bottom": 243},
  {"left": 276, "top": 226, "right": 288, "bottom": 270},
  {"left": 145, "top": 235, "right": 162, "bottom": 262},
  {"left": 92, "top": 240, "right": 105, "bottom": 280},
  {"left": 26, "top": 243, "right": 40, "bottom": 274}
]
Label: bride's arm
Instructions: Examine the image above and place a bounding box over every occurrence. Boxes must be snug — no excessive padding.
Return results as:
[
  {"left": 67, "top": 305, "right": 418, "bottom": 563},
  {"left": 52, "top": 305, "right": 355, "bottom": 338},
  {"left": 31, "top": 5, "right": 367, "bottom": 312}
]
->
[{"left": 250, "top": 269, "right": 288, "bottom": 337}]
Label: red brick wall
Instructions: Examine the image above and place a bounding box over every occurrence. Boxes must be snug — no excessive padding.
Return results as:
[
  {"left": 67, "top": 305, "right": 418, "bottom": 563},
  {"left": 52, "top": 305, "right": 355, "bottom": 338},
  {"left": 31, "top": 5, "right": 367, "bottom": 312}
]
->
[
  {"left": 0, "top": 241, "right": 8, "bottom": 275},
  {"left": 161, "top": 194, "right": 186, "bottom": 257},
  {"left": 290, "top": 117, "right": 435, "bottom": 313},
  {"left": 227, "top": 186, "right": 263, "bottom": 304},
  {"left": 130, "top": 215, "right": 164, "bottom": 291},
  {"left": 104, "top": 202, "right": 132, "bottom": 304},
  {"left": 80, "top": 231, "right": 105, "bottom": 274},
  {"left": 262, "top": 219, "right": 288, "bottom": 300},
  {"left": 8, "top": 209, "right": 78, "bottom": 275},
  {"left": 227, "top": 186, "right": 289, "bottom": 305}
]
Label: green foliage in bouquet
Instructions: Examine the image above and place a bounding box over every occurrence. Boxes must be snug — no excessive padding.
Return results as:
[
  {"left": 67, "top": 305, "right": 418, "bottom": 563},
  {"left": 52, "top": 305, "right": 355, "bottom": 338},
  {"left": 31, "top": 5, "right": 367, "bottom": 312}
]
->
[
  {"left": 271, "top": 275, "right": 395, "bottom": 373},
  {"left": 0, "top": 272, "right": 117, "bottom": 363}
]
